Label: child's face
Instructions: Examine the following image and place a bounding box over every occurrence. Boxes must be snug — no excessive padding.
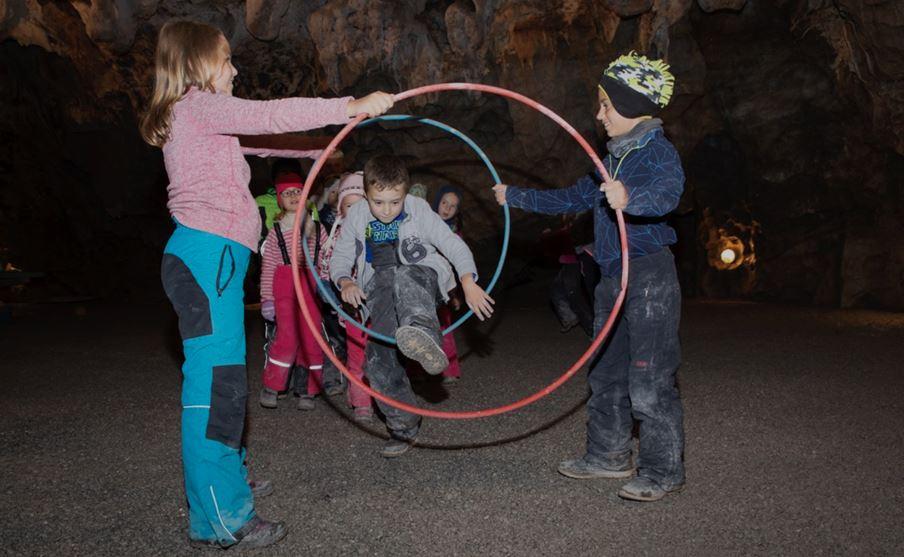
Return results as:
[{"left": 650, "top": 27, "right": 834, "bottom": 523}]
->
[
  {"left": 596, "top": 89, "right": 636, "bottom": 138},
  {"left": 340, "top": 193, "right": 363, "bottom": 217},
  {"left": 437, "top": 192, "right": 460, "bottom": 221},
  {"left": 279, "top": 187, "right": 302, "bottom": 213},
  {"left": 213, "top": 35, "right": 238, "bottom": 95},
  {"left": 366, "top": 185, "right": 406, "bottom": 224}
]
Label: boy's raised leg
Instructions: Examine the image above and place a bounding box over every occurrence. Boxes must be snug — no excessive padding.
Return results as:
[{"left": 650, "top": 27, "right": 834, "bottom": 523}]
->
[
  {"left": 365, "top": 268, "right": 421, "bottom": 455},
  {"left": 394, "top": 265, "right": 447, "bottom": 375}
]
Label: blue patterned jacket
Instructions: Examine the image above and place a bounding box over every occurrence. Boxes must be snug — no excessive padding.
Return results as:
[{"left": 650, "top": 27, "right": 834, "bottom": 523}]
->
[{"left": 505, "top": 128, "right": 684, "bottom": 277}]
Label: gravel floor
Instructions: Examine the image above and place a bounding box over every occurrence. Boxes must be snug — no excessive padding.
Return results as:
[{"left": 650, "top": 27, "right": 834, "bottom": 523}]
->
[{"left": 2, "top": 280, "right": 904, "bottom": 556}]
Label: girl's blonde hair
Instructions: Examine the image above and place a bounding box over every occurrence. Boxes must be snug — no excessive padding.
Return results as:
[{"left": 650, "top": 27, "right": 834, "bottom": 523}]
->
[{"left": 139, "top": 20, "right": 225, "bottom": 147}]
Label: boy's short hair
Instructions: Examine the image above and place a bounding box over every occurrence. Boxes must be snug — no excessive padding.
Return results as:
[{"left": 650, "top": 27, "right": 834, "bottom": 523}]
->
[{"left": 364, "top": 155, "right": 410, "bottom": 193}]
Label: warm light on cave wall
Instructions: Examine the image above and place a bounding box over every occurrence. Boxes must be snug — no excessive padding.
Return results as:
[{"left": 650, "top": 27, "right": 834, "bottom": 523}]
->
[
  {"left": 701, "top": 211, "right": 760, "bottom": 273},
  {"left": 710, "top": 234, "right": 746, "bottom": 271}
]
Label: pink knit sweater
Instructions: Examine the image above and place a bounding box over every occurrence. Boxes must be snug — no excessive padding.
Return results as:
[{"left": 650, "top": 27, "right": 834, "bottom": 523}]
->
[{"left": 162, "top": 87, "right": 352, "bottom": 251}]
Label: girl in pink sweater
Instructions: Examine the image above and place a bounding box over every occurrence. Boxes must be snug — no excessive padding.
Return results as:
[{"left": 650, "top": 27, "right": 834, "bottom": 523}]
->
[{"left": 139, "top": 20, "right": 392, "bottom": 550}]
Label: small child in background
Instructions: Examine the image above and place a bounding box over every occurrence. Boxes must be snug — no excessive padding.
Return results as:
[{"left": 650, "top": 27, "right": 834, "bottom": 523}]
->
[
  {"left": 257, "top": 159, "right": 302, "bottom": 239},
  {"left": 433, "top": 185, "right": 464, "bottom": 234},
  {"left": 319, "top": 172, "right": 374, "bottom": 422},
  {"left": 259, "top": 172, "right": 330, "bottom": 411},
  {"left": 431, "top": 185, "right": 466, "bottom": 384}
]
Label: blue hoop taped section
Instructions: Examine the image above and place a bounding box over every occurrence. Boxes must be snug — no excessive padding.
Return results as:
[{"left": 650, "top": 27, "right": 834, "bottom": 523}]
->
[{"left": 300, "top": 114, "right": 511, "bottom": 345}]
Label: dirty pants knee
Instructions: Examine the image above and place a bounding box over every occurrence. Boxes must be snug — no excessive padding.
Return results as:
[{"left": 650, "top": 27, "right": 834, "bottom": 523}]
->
[
  {"left": 364, "top": 265, "right": 439, "bottom": 439},
  {"left": 162, "top": 223, "right": 254, "bottom": 544}
]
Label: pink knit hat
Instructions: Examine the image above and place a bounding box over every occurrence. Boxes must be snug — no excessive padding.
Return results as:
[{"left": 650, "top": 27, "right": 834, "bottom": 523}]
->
[
  {"left": 275, "top": 172, "right": 304, "bottom": 197},
  {"left": 337, "top": 172, "right": 365, "bottom": 206}
]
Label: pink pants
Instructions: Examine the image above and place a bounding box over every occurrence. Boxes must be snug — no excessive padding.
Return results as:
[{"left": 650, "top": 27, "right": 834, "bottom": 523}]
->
[
  {"left": 405, "top": 303, "right": 461, "bottom": 379},
  {"left": 262, "top": 265, "right": 324, "bottom": 395},
  {"left": 344, "top": 319, "right": 372, "bottom": 409},
  {"left": 438, "top": 304, "right": 461, "bottom": 378}
]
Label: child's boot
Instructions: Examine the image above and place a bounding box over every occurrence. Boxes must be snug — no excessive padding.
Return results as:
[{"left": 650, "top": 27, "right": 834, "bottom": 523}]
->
[
  {"left": 381, "top": 435, "right": 416, "bottom": 458},
  {"left": 617, "top": 476, "right": 684, "bottom": 502},
  {"left": 235, "top": 516, "right": 288, "bottom": 548},
  {"left": 396, "top": 325, "right": 448, "bottom": 375},
  {"left": 353, "top": 406, "right": 374, "bottom": 423},
  {"left": 259, "top": 388, "right": 278, "bottom": 409},
  {"left": 296, "top": 395, "right": 315, "bottom": 411}
]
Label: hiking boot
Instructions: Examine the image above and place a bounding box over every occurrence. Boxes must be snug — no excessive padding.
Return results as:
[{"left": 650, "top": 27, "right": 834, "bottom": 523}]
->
[
  {"left": 186, "top": 516, "right": 286, "bottom": 550},
  {"left": 259, "top": 388, "right": 278, "bottom": 409},
  {"left": 353, "top": 406, "right": 375, "bottom": 424},
  {"left": 396, "top": 325, "right": 448, "bottom": 375},
  {"left": 381, "top": 437, "right": 415, "bottom": 458},
  {"left": 296, "top": 395, "right": 315, "bottom": 411},
  {"left": 248, "top": 479, "right": 273, "bottom": 498},
  {"left": 234, "top": 516, "right": 288, "bottom": 549},
  {"left": 557, "top": 456, "right": 635, "bottom": 479},
  {"left": 617, "top": 477, "right": 684, "bottom": 502}
]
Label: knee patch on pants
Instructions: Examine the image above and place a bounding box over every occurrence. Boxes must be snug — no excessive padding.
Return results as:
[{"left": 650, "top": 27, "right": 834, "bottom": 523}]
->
[
  {"left": 207, "top": 364, "right": 248, "bottom": 449},
  {"left": 162, "top": 254, "right": 213, "bottom": 339}
]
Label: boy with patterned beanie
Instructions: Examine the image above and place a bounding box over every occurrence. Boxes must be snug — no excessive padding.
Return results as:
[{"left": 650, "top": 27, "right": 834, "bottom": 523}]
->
[{"left": 493, "top": 52, "right": 686, "bottom": 501}]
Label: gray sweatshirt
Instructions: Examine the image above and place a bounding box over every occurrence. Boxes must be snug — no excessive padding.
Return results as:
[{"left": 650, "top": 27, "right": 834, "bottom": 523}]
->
[{"left": 329, "top": 195, "right": 478, "bottom": 301}]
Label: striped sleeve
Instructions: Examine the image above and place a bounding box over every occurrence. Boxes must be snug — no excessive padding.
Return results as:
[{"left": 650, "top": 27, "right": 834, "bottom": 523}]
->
[{"left": 259, "top": 229, "right": 280, "bottom": 302}]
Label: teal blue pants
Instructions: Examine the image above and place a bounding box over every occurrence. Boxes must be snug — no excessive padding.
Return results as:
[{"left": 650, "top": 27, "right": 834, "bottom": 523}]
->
[{"left": 161, "top": 223, "right": 255, "bottom": 545}]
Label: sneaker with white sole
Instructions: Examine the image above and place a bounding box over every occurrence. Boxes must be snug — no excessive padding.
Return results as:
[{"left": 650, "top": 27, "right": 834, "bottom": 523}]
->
[
  {"left": 617, "top": 476, "right": 684, "bottom": 502},
  {"left": 557, "top": 456, "right": 635, "bottom": 479}
]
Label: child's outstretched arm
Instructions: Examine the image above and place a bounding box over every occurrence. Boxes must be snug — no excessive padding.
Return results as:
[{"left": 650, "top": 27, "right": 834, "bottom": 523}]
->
[
  {"left": 186, "top": 91, "right": 394, "bottom": 136},
  {"left": 492, "top": 174, "right": 599, "bottom": 214},
  {"left": 460, "top": 274, "right": 494, "bottom": 321}
]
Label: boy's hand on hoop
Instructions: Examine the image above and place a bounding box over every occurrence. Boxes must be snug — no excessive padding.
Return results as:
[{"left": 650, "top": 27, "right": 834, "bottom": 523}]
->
[
  {"left": 339, "top": 278, "right": 366, "bottom": 308},
  {"left": 492, "top": 184, "right": 508, "bottom": 206},
  {"left": 348, "top": 92, "right": 394, "bottom": 118},
  {"left": 460, "top": 274, "right": 495, "bottom": 321},
  {"left": 601, "top": 179, "right": 628, "bottom": 210}
]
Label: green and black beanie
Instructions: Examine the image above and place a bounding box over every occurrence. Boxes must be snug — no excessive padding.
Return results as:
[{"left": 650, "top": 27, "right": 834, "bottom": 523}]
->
[{"left": 598, "top": 52, "right": 675, "bottom": 118}]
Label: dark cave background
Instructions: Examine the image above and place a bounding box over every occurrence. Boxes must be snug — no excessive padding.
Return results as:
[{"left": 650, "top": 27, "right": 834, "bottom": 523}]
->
[{"left": 1, "top": 0, "right": 902, "bottom": 309}]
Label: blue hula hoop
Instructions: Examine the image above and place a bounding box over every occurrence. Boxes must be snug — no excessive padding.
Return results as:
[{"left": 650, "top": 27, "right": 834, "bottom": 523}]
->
[{"left": 300, "top": 114, "right": 511, "bottom": 345}]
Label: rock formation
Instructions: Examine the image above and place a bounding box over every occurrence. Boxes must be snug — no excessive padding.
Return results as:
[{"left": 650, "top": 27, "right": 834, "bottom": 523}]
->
[{"left": 1, "top": 0, "right": 901, "bottom": 308}]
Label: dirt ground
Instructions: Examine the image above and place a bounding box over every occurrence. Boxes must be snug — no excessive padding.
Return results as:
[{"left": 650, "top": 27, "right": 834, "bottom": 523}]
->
[{"left": 2, "top": 278, "right": 904, "bottom": 556}]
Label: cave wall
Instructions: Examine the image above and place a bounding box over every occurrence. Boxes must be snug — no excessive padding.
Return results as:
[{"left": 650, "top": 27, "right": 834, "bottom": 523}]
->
[{"left": 0, "top": 0, "right": 902, "bottom": 308}]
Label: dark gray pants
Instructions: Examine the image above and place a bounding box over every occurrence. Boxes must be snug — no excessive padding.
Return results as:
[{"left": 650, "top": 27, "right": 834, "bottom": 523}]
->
[
  {"left": 365, "top": 265, "right": 440, "bottom": 440},
  {"left": 587, "top": 248, "right": 685, "bottom": 489}
]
